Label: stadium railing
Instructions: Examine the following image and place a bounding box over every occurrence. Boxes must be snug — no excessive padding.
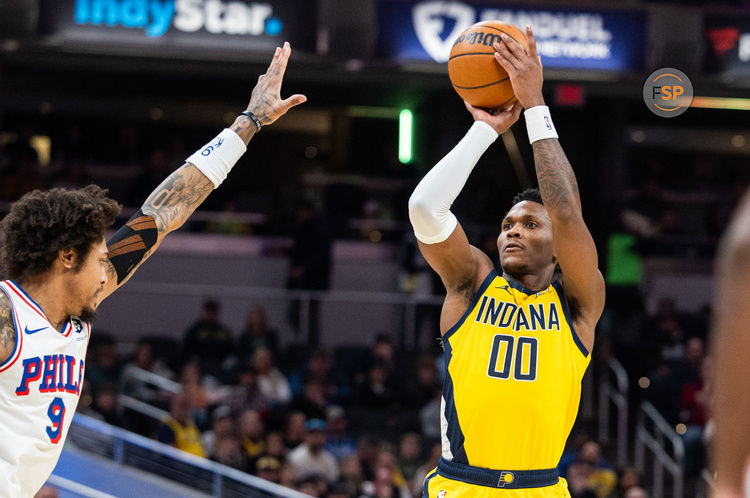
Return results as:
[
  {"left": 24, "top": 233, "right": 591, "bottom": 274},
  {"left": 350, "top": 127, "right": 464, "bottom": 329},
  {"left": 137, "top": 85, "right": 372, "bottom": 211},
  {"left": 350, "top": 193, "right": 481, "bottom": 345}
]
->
[
  {"left": 598, "top": 358, "right": 629, "bottom": 468},
  {"left": 635, "top": 401, "right": 685, "bottom": 498},
  {"left": 67, "top": 414, "right": 311, "bottom": 498}
]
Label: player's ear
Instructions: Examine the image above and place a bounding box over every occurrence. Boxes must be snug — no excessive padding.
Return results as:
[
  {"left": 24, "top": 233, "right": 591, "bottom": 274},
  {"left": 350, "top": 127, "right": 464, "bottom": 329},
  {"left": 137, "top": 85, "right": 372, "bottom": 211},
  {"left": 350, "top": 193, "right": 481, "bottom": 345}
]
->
[{"left": 59, "top": 248, "right": 77, "bottom": 270}]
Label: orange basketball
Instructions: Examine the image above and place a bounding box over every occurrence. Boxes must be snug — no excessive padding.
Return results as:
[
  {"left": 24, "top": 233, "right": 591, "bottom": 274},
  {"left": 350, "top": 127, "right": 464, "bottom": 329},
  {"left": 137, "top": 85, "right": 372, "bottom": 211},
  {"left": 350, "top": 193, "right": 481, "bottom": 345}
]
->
[{"left": 448, "top": 21, "right": 529, "bottom": 109}]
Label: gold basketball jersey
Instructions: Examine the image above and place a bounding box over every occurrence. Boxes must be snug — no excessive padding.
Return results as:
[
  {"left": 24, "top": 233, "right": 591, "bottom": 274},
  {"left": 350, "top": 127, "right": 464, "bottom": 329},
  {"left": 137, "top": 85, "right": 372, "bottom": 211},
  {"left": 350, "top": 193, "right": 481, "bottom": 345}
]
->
[{"left": 440, "top": 269, "right": 590, "bottom": 470}]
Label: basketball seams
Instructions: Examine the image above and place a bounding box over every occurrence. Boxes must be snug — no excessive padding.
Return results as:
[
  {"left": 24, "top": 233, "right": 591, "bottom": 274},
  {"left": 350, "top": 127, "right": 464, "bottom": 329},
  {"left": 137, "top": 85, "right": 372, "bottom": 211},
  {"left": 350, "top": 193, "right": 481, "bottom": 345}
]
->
[{"left": 452, "top": 77, "right": 509, "bottom": 90}]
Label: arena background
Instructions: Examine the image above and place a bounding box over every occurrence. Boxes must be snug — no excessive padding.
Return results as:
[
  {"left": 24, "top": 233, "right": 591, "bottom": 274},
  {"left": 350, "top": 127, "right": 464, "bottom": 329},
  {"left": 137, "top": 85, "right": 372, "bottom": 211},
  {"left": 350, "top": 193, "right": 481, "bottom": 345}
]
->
[{"left": 1, "top": 0, "right": 749, "bottom": 496}]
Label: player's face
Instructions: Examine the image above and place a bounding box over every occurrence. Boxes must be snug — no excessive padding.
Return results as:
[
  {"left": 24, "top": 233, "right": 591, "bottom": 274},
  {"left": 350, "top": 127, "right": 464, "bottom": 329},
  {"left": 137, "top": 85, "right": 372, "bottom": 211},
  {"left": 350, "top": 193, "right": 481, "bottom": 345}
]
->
[
  {"left": 497, "top": 201, "right": 556, "bottom": 276},
  {"left": 69, "top": 237, "right": 109, "bottom": 320}
]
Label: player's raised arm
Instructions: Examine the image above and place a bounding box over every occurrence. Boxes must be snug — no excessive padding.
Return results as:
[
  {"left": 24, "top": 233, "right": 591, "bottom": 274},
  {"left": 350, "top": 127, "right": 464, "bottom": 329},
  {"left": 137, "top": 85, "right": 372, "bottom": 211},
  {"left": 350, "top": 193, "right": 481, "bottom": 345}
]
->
[
  {"left": 712, "top": 192, "right": 750, "bottom": 498},
  {"left": 100, "top": 42, "right": 306, "bottom": 300},
  {"left": 408, "top": 100, "right": 521, "bottom": 329},
  {"left": 494, "top": 27, "right": 604, "bottom": 351}
]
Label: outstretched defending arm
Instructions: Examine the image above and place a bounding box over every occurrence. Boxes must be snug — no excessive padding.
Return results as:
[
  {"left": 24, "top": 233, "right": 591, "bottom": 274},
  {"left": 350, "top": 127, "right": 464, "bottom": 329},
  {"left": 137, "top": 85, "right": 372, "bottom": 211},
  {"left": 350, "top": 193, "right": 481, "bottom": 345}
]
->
[
  {"left": 712, "top": 192, "right": 750, "bottom": 498},
  {"left": 494, "top": 27, "right": 604, "bottom": 352},
  {"left": 99, "top": 42, "right": 306, "bottom": 301}
]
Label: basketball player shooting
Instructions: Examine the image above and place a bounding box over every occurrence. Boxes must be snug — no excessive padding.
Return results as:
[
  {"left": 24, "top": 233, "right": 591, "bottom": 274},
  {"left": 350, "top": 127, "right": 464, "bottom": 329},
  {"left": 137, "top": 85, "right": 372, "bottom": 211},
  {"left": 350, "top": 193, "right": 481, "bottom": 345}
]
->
[
  {"left": 409, "top": 27, "right": 605, "bottom": 497},
  {"left": 712, "top": 192, "right": 750, "bottom": 498},
  {"left": 0, "top": 43, "right": 305, "bottom": 497}
]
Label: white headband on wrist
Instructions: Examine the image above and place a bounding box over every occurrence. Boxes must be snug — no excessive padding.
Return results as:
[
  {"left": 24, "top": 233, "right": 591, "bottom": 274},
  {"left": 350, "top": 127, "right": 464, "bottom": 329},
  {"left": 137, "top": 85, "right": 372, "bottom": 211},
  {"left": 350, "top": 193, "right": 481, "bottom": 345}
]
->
[
  {"left": 524, "top": 105, "right": 558, "bottom": 144},
  {"left": 186, "top": 128, "right": 247, "bottom": 189}
]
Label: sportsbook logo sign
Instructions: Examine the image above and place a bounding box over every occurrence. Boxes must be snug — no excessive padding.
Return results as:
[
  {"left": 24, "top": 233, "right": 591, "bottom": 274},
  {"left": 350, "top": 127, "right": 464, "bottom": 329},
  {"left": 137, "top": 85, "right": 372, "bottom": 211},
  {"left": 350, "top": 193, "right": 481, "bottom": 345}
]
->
[
  {"left": 73, "top": 0, "right": 283, "bottom": 38},
  {"left": 377, "top": 0, "right": 645, "bottom": 71}
]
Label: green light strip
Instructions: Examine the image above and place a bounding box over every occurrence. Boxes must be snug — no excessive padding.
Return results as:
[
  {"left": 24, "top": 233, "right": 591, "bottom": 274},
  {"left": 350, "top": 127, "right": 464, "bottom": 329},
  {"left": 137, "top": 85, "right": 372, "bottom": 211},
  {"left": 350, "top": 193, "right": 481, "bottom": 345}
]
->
[
  {"left": 691, "top": 96, "right": 750, "bottom": 111},
  {"left": 399, "top": 109, "right": 413, "bottom": 164}
]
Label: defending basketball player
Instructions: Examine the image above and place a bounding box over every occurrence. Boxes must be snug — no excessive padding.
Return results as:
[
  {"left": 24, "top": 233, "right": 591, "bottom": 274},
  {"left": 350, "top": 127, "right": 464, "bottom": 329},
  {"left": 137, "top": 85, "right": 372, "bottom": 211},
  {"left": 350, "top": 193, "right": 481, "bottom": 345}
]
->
[
  {"left": 712, "top": 191, "right": 750, "bottom": 498},
  {"left": 0, "top": 43, "right": 305, "bottom": 497},
  {"left": 409, "top": 27, "right": 605, "bottom": 497}
]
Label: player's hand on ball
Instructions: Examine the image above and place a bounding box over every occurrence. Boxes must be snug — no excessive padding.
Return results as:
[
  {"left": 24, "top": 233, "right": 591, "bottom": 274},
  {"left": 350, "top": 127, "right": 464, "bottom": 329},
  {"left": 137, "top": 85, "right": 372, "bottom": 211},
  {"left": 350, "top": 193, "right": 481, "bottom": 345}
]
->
[
  {"left": 493, "top": 26, "right": 545, "bottom": 110},
  {"left": 465, "top": 100, "right": 523, "bottom": 135},
  {"left": 247, "top": 41, "right": 307, "bottom": 126}
]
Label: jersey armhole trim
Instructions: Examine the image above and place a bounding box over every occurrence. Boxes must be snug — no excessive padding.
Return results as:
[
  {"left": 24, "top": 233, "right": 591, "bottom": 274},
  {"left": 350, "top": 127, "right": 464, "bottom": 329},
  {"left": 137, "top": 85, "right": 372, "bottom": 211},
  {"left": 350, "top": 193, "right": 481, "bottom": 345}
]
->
[
  {"left": 551, "top": 280, "right": 589, "bottom": 358},
  {"left": 0, "top": 284, "right": 23, "bottom": 373},
  {"left": 442, "top": 269, "right": 497, "bottom": 342}
]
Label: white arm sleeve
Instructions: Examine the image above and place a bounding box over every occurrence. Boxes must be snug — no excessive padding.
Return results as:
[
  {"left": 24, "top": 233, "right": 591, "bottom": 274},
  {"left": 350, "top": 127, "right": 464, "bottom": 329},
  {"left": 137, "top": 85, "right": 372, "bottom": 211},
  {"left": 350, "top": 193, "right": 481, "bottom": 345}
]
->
[{"left": 408, "top": 121, "right": 498, "bottom": 244}]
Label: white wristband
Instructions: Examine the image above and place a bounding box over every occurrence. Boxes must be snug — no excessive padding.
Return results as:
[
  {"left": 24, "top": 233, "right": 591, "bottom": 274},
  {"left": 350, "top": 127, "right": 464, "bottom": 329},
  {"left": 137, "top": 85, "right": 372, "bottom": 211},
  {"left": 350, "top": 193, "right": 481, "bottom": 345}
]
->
[
  {"left": 186, "top": 129, "right": 247, "bottom": 189},
  {"left": 524, "top": 105, "right": 558, "bottom": 144}
]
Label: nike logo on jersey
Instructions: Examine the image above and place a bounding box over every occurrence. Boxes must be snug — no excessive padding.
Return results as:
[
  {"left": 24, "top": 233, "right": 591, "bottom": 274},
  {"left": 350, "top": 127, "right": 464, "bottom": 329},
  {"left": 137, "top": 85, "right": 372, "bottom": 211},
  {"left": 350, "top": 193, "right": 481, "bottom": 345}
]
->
[{"left": 24, "top": 326, "right": 47, "bottom": 335}]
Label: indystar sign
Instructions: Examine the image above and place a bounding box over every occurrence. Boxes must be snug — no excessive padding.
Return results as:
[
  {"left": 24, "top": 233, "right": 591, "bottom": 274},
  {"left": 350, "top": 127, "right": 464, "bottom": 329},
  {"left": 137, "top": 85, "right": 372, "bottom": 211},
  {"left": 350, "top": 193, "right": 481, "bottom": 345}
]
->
[
  {"left": 73, "top": 0, "right": 282, "bottom": 38},
  {"left": 39, "top": 0, "right": 316, "bottom": 54}
]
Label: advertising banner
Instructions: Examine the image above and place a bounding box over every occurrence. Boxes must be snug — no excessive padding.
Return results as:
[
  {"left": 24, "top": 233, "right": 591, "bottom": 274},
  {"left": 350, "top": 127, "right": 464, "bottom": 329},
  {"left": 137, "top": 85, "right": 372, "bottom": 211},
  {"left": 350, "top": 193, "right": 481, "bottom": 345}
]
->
[
  {"left": 705, "top": 13, "right": 750, "bottom": 77},
  {"left": 377, "top": 0, "right": 646, "bottom": 71},
  {"left": 38, "top": 0, "right": 316, "bottom": 54}
]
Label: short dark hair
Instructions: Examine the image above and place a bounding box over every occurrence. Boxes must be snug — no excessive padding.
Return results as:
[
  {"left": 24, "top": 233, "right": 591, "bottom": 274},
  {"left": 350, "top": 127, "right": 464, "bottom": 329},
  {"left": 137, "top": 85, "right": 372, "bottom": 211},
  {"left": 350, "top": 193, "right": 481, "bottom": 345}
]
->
[
  {"left": 512, "top": 188, "right": 544, "bottom": 207},
  {"left": 0, "top": 185, "right": 121, "bottom": 280}
]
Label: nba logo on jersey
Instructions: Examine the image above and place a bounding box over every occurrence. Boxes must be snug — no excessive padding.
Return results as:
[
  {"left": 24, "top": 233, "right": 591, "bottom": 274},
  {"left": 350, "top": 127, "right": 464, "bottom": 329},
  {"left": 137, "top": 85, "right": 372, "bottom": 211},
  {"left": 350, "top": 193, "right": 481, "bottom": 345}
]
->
[
  {"left": 72, "top": 318, "right": 83, "bottom": 334},
  {"left": 437, "top": 490, "right": 447, "bottom": 498}
]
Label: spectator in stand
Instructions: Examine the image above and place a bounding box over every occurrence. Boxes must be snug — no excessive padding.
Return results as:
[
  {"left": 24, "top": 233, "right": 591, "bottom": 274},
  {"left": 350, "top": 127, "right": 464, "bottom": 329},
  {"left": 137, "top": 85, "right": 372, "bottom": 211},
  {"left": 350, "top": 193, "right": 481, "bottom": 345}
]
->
[
  {"left": 202, "top": 405, "right": 234, "bottom": 459},
  {"left": 238, "top": 409, "right": 265, "bottom": 467},
  {"left": 372, "top": 447, "right": 410, "bottom": 496},
  {"left": 356, "top": 359, "right": 396, "bottom": 410},
  {"left": 258, "top": 431, "right": 287, "bottom": 466},
  {"left": 401, "top": 355, "right": 440, "bottom": 411},
  {"left": 567, "top": 460, "right": 597, "bottom": 498},
  {"left": 279, "top": 462, "right": 300, "bottom": 491},
  {"left": 337, "top": 454, "right": 366, "bottom": 496},
  {"left": 285, "top": 199, "right": 333, "bottom": 346},
  {"left": 680, "top": 356, "right": 713, "bottom": 474},
  {"left": 213, "top": 436, "right": 246, "bottom": 471},
  {"left": 360, "top": 461, "right": 411, "bottom": 498},
  {"left": 183, "top": 298, "right": 234, "bottom": 379},
  {"left": 226, "top": 363, "right": 270, "bottom": 414},
  {"left": 255, "top": 456, "right": 282, "bottom": 484},
  {"left": 86, "top": 334, "right": 121, "bottom": 395},
  {"left": 284, "top": 411, "right": 307, "bottom": 451},
  {"left": 288, "top": 419, "right": 339, "bottom": 483},
  {"left": 615, "top": 467, "right": 643, "bottom": 497},
  {"left": 289, "top": 378, "right": 328, "bottom": 420},
  {"left": 356, "top": 436, "right": 379, "bottom": 481},
  {"left": 90, "top": 383, "right": 124, "bottom": 427},
  {"left": 396, "top": 433, "right": 422, "bottom": 484},
  {"left": 289, "top": 348, "right": 339, "bottom": 400},
  {"left": 156, "top": 392, "right": 205, "bottom": 457},
  {"left": 624, "top": 487, "right": 648, "bottom": 498},
  {"left": 238, "top": 305, "right": 280, "bottom": 363},
  {"left": 411, "top": 443, "right": 441, "bottom": 497},
  {"left": 179, "top": 361, "right": 210, "bottom": 429},
  {"left": 577, "top": 441, "right": 617, "bottom": 498},
  {"left": 296, "top": 474, "right": 328, "bottom": 497},
  {"left": 253, "top": 348, "right": 292, "bottom": 406},
  {"left": 419, "top": 387, "right": 441, "bottom": 441},
  {"left": 324, "top": 405, "right": 356, "bottom": 461}
]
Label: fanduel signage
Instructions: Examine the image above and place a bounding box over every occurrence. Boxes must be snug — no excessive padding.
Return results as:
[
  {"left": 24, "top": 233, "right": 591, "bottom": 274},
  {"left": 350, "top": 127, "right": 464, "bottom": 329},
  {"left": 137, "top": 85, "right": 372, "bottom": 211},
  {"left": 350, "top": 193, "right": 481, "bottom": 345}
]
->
[
  {"left": 377, "top": 0, "right": 646, "bottom": 71},
  {"left": 39, "top": 0, "right": 315, "bottom": 52}
]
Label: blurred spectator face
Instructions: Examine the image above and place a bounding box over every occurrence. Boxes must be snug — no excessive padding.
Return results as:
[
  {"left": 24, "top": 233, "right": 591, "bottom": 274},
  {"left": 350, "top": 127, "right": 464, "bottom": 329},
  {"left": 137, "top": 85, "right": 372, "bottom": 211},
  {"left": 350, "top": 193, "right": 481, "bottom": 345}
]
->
[
  {"left": 253, "top": 349, "right": 273, "bottom": 375},
  {"left": 658, "top": 318, "right": 681, "bottom": 341},
  {"left": 685, "top": 337, "right": 705, "bottom": 364},
  {"left": 624, "top": 486, "right": 648, "bottom": 498},
  {"left": 286, "top": 412, "right": 307, "bottom": 443},
  {"left": 245, "top": 306, "right": 268, "bottom": 334},
  {"left": 256, "top": 456, "right": 282, "bottom": 483},
  {"left": 399, "top": 433, "right": 421, "bottom": 460},
  {"left": 180, "top": 362, "right": 201, "bottom": 385},
  {"left": 170, "top": 393, "right": 191, "bottom": 424},
  {"left": 326, "top": 409, "right": 347, "bottom": 435},
  {"left": 215, "top": 437, "right": 245, "bottom": 470},
  {"left": 372, "top": 340, "right": 394, "bottom": 365},
  {"left": 309, "top": 351, "right": 330, "bottom": 377},
  {"left": 213, "top": 413, "right": 233, "bottom": 438},
  {"left": 579, "top": 441, "right": 601, "bottom": 465},
  {"left": 265, "top": 432, "right": 286, "bottom": 458},
  {"left": 135, "top": 342, "right": 153, "bottom": 370},
  {"left": 619, "top": 467, "right": 641, "bottom": 490},
  {"left": 238, "top": 366, "right": 259, "bottom": 388},
  {"left": 240, "top": 410, "right": 263, "bottom": 439},
  {"left": 340, "top": 454, "right": 363, "bottom": 480},
  {"left": 304, "top": 380, "right": 326, "bottom": 406},
  {"left": 369, "top": 365, "right": 388, "bottom": 386},
  {"left": 95, "top": 387, "right": 117, "bottom": 414},
  {"left": 376, "top": 449, "right": 398, "bottom": 472},
  {"left": 306, "top": 429, "right": 326, "bottom": 452},
  {"left": 203, "top": 299, "right": 220, "bottom": 322},
  {"left": 96, "top": 343, "right": 117, "bottom": 368},
  {"left": 279, "top": 462, "right": 299, "bottom": 488},
  {"left": 417, "top": 361, "right": 437, "bottom": 386},
  {"left": 566, "top": 461, "right": 594, "bottom": 493},
  {"left": 357, "top": 438, "right": 378, "bottom": 467},
  {"left": 373, "top": 464, "right": 393, "bottom": 486}
]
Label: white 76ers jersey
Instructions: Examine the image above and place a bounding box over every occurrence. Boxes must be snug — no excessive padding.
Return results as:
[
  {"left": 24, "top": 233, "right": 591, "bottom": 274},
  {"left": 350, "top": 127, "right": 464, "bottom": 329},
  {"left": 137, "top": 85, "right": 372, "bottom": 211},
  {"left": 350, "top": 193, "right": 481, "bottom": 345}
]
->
[{"left": 0, "top": 281, "right": 90, "bottom": 498}]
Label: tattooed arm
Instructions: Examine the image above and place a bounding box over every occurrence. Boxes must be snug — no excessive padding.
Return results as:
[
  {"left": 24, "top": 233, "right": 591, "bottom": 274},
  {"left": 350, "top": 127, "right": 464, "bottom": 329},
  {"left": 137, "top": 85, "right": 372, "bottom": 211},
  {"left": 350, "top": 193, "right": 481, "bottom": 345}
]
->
[
  {"left": 0, "top": 293, "right": 15, "bottom": 365},
  {"left": 99, "top": 42, "right": 306, "bottom": 301},
  {"left": 495, "top": 27, "right": 604, "bottom": 351}
]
